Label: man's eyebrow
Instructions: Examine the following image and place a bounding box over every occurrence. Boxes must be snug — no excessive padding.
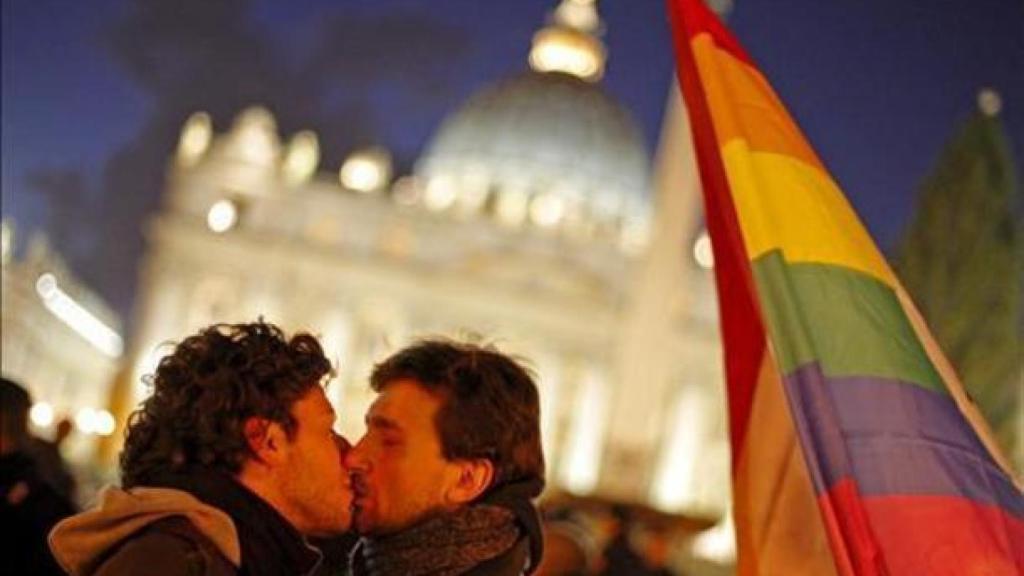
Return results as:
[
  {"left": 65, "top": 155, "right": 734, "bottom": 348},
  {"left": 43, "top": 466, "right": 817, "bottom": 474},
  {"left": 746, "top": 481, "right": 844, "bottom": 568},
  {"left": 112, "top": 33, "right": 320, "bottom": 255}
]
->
[{"left": 366, "top": 414, "right": 402, "bottom": 432}]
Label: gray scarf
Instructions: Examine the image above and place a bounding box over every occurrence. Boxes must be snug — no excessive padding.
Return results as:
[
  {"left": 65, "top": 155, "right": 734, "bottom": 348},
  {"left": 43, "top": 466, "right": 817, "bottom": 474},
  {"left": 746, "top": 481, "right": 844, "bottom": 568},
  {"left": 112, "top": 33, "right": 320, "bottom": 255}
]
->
[{"left": 350, "top": 504, "right": 520, "bottom": 576}]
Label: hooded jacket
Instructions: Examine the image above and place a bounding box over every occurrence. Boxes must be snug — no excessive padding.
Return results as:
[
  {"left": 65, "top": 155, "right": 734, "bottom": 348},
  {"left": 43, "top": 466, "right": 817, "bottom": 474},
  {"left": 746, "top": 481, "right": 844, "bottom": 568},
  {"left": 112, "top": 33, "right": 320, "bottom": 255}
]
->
[
  {"left": 48, "top": 486, "right": 240, "bottom": 576},
  {"left": 50, "top": 469, "right": 326, "bottom": 576}
]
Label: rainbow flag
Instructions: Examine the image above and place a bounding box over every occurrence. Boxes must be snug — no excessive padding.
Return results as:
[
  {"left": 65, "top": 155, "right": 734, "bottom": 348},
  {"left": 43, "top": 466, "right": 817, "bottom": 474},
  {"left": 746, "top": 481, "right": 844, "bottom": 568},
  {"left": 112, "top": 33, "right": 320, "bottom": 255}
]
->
[{"left": 666, "top": 1, "right": 1024, "bottom": 574}]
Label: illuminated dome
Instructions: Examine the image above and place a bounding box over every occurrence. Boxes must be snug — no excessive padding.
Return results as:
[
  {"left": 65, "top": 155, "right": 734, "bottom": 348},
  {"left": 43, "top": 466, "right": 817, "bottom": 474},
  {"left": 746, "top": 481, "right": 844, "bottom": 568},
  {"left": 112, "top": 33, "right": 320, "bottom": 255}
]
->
[
  {"left": 416, "top": 70, "right": 649, "bottom": 232},
  {"left": 414, "top": 1, "right": 650, "bottom": 236}
]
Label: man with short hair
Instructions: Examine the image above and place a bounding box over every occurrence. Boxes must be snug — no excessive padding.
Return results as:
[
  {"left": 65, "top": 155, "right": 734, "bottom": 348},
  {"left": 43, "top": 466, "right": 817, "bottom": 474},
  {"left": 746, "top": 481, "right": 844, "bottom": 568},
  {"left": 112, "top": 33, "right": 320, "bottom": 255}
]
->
[
  {"left": 50, "top": 321, "right": 353, "bottom": 576},
  {"left": 346, "top": 339, "right": 546, "bottom": 576}
]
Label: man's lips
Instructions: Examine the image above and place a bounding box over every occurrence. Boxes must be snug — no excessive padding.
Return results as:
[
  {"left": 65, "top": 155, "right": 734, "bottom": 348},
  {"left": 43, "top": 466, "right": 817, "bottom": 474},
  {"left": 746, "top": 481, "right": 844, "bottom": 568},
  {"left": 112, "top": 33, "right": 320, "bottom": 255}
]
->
[{"left": 351, "top": 477, "right": 371, "bottom": 504}]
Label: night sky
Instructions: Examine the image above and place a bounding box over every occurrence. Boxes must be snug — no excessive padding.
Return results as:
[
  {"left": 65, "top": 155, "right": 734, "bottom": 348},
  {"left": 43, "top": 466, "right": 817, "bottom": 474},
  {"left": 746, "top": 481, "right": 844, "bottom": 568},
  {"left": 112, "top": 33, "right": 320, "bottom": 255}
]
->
[{"left": 3, "top": 0, "right": 1022, "bottom": 327}]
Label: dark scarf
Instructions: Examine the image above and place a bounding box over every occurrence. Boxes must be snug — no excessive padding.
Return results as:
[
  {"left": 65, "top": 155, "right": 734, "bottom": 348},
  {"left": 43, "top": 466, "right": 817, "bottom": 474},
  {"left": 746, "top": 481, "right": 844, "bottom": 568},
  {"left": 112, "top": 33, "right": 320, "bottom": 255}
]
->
[
  {"left": 350, "top": 504, "right": 519, "bottom": 576},
  {"left": 144, "top": 468, "right": 323, "bottom": 576}
]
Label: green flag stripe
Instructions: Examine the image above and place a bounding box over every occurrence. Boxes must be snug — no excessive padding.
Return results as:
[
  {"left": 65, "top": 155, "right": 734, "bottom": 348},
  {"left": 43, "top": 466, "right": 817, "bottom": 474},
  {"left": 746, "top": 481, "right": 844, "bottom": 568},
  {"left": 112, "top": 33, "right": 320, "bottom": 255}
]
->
[{"left": 751, "top": 250, "right": 945, "bottom": 393}]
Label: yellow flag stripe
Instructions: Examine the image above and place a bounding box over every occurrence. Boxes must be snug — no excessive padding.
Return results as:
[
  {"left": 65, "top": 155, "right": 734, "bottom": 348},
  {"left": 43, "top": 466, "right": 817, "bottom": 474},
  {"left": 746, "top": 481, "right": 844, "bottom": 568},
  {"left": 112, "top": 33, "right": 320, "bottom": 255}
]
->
[{"left": 722, "top": 141, "right": 897, "bottom": 287}]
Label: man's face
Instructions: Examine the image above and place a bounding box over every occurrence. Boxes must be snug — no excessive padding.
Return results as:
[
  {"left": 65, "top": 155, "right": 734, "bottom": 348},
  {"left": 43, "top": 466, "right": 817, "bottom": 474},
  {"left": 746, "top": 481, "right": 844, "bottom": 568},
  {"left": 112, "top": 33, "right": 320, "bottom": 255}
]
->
[
  {"left": 346, "top": 379, "right": 462, "bottom": 535},
  {"left": 277, "top": 386, "right": 353, "bottom": 537}
]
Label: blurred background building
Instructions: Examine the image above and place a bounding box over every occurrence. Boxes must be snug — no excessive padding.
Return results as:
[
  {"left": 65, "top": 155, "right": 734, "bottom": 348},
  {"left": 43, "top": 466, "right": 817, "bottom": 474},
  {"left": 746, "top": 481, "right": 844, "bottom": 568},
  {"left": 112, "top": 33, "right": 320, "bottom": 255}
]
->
[{"left": 1, "top": 220, "right": 123, "bottom": 465}]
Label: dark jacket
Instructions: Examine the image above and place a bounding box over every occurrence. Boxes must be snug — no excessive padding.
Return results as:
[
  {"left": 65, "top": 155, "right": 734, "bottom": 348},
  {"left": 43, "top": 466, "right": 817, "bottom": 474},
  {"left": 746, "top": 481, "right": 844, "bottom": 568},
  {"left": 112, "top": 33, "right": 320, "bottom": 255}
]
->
[
  {"left": 50, "top": 470, "right": 325, "bottom": 576},
  {"left": 472, "top": 479, "right": 545, "bottom": 576},
  {"left": 1, "top": 452, "right": 76, "bottom": 576}
]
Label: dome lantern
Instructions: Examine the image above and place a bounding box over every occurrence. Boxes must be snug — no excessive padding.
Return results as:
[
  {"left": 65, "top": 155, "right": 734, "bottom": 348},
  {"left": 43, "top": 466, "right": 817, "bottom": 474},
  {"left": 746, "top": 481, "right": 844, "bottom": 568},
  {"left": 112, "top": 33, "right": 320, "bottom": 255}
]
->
[{"left": 529, "top": 0, "right": 606, "bottom": 82}]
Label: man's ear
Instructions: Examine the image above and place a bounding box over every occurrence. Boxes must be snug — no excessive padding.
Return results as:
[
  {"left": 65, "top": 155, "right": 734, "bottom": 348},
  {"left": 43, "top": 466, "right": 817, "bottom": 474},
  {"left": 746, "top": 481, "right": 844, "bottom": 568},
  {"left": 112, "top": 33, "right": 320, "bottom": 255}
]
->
[
  {"left": 445, "top": 459, "right": 495, "bottom": 505},
  {"left": 243, "top": 417, "right": 288, "bottom": 465}
]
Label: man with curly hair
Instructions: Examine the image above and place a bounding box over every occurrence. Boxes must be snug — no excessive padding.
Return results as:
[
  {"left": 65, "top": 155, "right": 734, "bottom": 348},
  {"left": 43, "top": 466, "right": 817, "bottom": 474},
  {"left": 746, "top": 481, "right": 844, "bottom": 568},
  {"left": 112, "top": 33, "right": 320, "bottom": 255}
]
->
[
  {"left": 346, "top": 339, "right": 546, "bottom": 576},
  {"left": 50, "top": 321, "right": 353, "bottom": 576}
]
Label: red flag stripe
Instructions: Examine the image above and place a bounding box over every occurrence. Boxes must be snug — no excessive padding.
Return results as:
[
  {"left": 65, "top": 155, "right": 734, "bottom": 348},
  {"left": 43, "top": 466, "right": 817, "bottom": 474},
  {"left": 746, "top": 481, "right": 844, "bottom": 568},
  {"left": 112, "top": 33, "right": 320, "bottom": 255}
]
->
[{"left": 666, "top": 0, "right": 767, "bottom": 468}]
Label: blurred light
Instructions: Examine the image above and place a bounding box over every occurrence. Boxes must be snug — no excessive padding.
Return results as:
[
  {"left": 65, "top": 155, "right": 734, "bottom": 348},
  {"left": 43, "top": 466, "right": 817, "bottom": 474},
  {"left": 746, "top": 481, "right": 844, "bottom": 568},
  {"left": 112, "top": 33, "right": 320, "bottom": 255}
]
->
[
  {"left": 691, "top": 513, "right": 737, "bottom": 563},
  {"left": 978, "top": 88, "right": 1002, "bottom": 117},
  {"left": 529, "top": 28, "right": 604, "bottom": 81},
  {"left": 75, "top": 408, "right": 98, "bottom": 435},
  {"left": 424, "top": 175, "right": 457, "bottom": 211},
  {"left": 232, "top": 106, "right": 279, "bottom": 166},
  {"left": 94, "top": 410, "right": 117, "bottom": 437},
  {"left": 558, "top": 370, "right": 608, "bottom": 494},
  {"left": 30, "top": 402, "right": 55, "bottom": 428},
  {"left": 36, "top": 273, "right": 123, "bottom": 358},
  {"left": 207, "top": 200, "right": 238, "bottom": 233},
  {"left": 177, "top": 112, "right": 212, "bottom": 166},
  {"left": 1, "top": 219, "right": 12, "bottom": 266},
  {"left": 340, "top": 147, "right": 392, "bottom": 193},
  {"left": 529, "top": 193, "right": 565, "bottom": 228},
  {"left": 553, "top": 0, "right": 600, "bottom": 32},
  {"left": 282, "top": 130, "right": 320, "bottom": 185},
  {"left": 693, "top": 230, "right": 714, "bottom": 269}
]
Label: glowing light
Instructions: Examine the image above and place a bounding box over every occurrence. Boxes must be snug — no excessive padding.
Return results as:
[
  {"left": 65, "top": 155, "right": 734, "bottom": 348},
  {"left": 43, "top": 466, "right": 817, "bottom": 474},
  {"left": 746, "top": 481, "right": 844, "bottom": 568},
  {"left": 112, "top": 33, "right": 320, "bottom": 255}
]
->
[
  {"left": 693, "top": 230, "right": 714, "bottom": 269},
  {"left": 30, "top": 402, "right": 55, "bottom": 427},
  {"left": 978, "top": 88, "right": 1002, "bottom": 117},
  {"left": 553, "top": 0, "right": 600, "bottom": 32},
  {"left": 177, "top": 112, "right": 212, "bottom": 166},
  {"left": 36, "top": 273, "right": 123, "bottom": 358},
  {"left": 529, "top": 28, "right": 605, "bottom": 81},
  {"left": 232, "top": 106, "right": 279, "bottom": 166},
  {"left": 424, "top": 175, "right": 457, "bottom": 211},
  {"left": 76, "top": 408, "right": 116, "bottom": 436},
  {"left": 1, "top": 220, "right": 12, "bottom": 266},
  {"left": 340, "top": 148, "right": 392, "bottom": 193},
  {"left": 282, "top": 130, "right": 320, "bottom": 185},
  {"left": 75, "top": 408, "right": 98, "bottom": 435},
  {"left": 528, "top": 193, "right": 565, "bottom": 227},
  {"left": 94, "top": 410, "right": 117, "bottom": 436},
  {"left": 691, "top": 513, "right": 737, "bottom": 563},
  {"left": 207, "top": 200, "right": 238, "bottom": 233}
]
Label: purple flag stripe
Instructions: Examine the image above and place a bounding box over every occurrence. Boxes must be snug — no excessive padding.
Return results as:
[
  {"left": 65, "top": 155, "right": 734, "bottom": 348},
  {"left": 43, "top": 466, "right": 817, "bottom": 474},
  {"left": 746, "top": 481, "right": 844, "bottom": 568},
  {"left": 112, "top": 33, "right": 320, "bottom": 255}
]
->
[{"left": 782, "top": 362, "right": 1024, "bottom": 519}]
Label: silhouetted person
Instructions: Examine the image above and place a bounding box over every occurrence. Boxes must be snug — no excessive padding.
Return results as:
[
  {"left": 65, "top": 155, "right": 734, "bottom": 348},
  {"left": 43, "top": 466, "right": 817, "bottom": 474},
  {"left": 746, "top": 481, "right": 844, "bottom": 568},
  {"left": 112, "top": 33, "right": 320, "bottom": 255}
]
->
[
  {"left": 1, "top": 376, "right": 76, "bottom": 575},
  {"left": 24, "top": 415, "right": 78, "bottom": 503}
]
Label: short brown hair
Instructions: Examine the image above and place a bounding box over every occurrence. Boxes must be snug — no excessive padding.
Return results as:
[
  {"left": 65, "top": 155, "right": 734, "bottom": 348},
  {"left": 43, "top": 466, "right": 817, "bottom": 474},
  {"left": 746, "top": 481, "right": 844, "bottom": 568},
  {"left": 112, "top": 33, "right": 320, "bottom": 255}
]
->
[
  {"left": 120, "top": 321, "right": 332, "bottom": 487},
  {"left": 370, "top": 339, "right": 545, "bottom": 494}
]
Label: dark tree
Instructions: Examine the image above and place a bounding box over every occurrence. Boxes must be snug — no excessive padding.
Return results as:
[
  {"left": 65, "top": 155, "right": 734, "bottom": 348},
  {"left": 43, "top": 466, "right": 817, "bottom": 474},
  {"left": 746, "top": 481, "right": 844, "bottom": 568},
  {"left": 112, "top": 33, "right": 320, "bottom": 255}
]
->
[{"left": 895, "top": 92, "right": 1022, "bottom": 469}]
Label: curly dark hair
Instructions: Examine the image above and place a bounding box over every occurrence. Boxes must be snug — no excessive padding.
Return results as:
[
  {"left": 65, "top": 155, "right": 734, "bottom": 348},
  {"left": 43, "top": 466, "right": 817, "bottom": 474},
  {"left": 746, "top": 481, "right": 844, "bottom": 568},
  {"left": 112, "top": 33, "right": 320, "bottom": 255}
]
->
[
  {"left": 120, "top": 321, "right": 333, "bottom": 487},
  {"left": 370, "top": 339, "right": 545, "bottom": 494}
]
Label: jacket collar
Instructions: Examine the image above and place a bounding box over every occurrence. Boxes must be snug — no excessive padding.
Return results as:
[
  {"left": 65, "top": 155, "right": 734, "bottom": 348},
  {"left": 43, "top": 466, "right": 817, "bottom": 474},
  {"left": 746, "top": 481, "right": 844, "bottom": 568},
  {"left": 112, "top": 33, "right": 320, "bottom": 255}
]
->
[{"left": 146, "top": 468, "right": 322, "bottom": 576}]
